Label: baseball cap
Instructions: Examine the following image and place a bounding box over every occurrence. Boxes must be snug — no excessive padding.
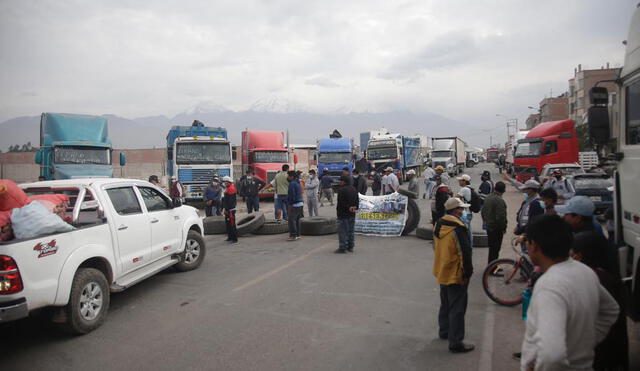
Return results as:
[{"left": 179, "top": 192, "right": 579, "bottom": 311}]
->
[
  {"left": 385, "top": 167, "right": 393, "bottom": 172},
  {"left": 222, "top": 176, "right": 233, "bottom": 183},
  {"left": 407, "top": 169, "right": 416, "bottom": 175},
  {"left": 518, "top": 179, "right": 540, "bottom": 191},
  {"left": 435, "top": 166, "right": 445, "bottom": 172},
  {"left": 445, "top": 197, "right": 470, "bottom": 211},
  {"left": 170, "top": 176, "right": 177, "bottom": 180},
  {"left": 555, "top": 196, "right": 595, "bottom": 216},
  {"left": 456, "top": 174, "right": 471, "bottom": 181}
]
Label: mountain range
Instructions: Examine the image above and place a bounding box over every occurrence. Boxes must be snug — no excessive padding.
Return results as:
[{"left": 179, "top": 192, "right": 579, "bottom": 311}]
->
[{"left": 0, "top": 101, "right": 475, "bottom": 151}]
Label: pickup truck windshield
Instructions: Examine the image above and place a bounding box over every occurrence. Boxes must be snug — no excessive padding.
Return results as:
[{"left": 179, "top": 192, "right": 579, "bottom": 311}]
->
[
  {"left": 176, "top": 142, "right": 230, "bottom": 165},
  {"left": 253, "top": 151, "right": 288, "bottom": 163},
  {"left": 318, "top": 152, "right": 352, "bottom": 163},
  {"left": 54, "top": 146, "right": 111, "bottom": 165},
  {"left": 515, "top": 142, "right": 542, "bottom": 157},
  {"left": 431, "top": 150, "right": 454, "bottom": 158},
  {"left": 367, "top": 147, "right": 397, "bottom": 160}
]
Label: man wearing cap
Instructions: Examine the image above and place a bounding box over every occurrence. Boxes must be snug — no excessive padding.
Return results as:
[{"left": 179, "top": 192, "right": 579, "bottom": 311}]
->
[
  {"left": 319, "top": 168, "right": 334, "bottom": 207},
  {"left": 435, "top": 165, "right": 450, "bottom": 185},
  {"left": 481, "top": 181, "right": 508, "bottom": 265},
  {"left": 431, "top": 175, "right": 451, "bottom": 225},
  {"left": 543, "top": 169, "right": 576, "bottom": 202},
  {"left": 407, "top": 169, "right": 419, "bottom": 197},
  {"left": 222, "top": 176, "right": 238, "bottom": 244},
  {"left": 371, "top": 169, "right": 382, "bottom": 196},
  {"left": 514, "top": 179, "right": 545, "bottom": 250},
  {"left": 433, "top": 197, "right": 474, "bottom": 353},
  {"left": 382, "top": 167, "right": 399, "bottom": 195},
  {"left": 423, "top": 165, "right": 437, "bottom": 199},
  {"left": 456, "top": 174, "right": 474, "bottom": 245},
  {"left": 557, "top": 196, "right": 618, "bottom": 276},
  {"left": 478, "top": 170, "right": 493, "bottom": 197},
  {"left": 305, "top": 169, "right": 320, "bottom": 217}
]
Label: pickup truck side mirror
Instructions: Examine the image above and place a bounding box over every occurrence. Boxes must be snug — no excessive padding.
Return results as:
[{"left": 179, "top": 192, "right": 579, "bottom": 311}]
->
[
  {"left": 587, "top": 87, "right": 611, "bottom": 145},
  {"left": 172, "top": 197, "right": 182, "bottom": 208},
  {"left": 119, "top": 152, "right": 126, "bottom": 166}
]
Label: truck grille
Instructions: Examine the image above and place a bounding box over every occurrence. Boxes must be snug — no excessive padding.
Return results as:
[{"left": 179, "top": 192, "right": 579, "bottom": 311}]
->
[
  {"left": 266, "top": 170, "right": 278, "bottom": 184},
  {"left": 178, "top": 168, "right": 230, "bottom": 183}
]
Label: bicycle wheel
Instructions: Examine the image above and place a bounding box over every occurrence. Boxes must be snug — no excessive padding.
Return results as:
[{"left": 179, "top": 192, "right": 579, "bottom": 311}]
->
[{"left": 482, "top": 258, "right": 529, "bottom": 306}]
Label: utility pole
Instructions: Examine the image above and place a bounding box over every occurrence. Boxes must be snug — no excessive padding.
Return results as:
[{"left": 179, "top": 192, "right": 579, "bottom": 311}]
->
[{"left": 506, "top": 118, "right": 518, "bottom": 140}]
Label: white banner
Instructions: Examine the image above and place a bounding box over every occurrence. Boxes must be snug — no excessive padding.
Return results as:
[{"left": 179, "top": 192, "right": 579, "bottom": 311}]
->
[{"left": 355, "top": 192, "right": 408, "bottom": 236}]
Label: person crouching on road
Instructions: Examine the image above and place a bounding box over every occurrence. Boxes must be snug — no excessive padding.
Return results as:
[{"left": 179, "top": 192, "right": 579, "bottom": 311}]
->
[
  {"left": 335, "top": 175, "right": 359, "bottom": 253},
  {"left": 287, "top": 171, "right": 303, "bottom": 241},
  {"left": 305, "top": 169, "right": 320, "bottom": 217},
  {"left": 222, "top": 176, "right": 238, "bottom": 244},
  {"left": 433, "top": 197, "right": 474, "bottom": 353}
]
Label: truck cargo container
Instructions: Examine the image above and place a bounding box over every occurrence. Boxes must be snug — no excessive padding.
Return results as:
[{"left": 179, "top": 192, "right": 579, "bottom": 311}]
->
[{"left": 431, "top": 137, "right": 466, "bottom": 176}]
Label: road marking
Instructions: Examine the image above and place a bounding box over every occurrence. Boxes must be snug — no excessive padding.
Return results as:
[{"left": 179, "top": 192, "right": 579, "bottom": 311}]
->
[
  {"left": 232, "top": 243, "right": 332, "bottom": 292},
  {"left": 478, "top": 299, "right": 496, "bottom": 371}
]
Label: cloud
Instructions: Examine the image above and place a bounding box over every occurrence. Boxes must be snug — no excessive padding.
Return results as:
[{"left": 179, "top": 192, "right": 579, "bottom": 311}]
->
[{"left": 305, "top": 76, "right": 341, "bottom": 88}]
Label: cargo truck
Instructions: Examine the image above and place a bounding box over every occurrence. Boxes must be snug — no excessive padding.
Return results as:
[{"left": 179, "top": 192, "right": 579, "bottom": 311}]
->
[
  {"left": 317, "top": 137, "right": 354, "bottom": 185},
  {"left": 35, "top": 113, "right": 126, "bottom": 180},
  {"left": 585, "top": 5, "right": 640, "bottom": 320},
  {"left": 431, "top": 137, "right": 466, "bottom": 176},
  {"left": 241, "top": 130, "right": 290, "bottom": 196},
  {"left": 166, "top": 121, "right": 232, "bottom": 201},
  {"left": 367, "top": 134, "right": 421, "bottom": 182}
]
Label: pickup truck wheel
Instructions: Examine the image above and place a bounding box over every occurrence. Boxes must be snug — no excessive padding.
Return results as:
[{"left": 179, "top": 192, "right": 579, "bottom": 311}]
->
[
  {"left": 175, "top": 230, "right": 206, "bottom": 272},
  {"left": 59, "top": 268, "right": 110, "bottom": 335}
]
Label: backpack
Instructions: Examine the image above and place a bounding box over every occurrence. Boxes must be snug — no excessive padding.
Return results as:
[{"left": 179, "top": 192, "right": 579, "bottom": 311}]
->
[{"left": 469, "top": 187, "right": 482, "bottom": 213}]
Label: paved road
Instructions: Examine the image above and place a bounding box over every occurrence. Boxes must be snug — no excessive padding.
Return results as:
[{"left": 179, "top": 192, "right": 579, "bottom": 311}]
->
[{"left": 2, "top": 164, "right": 638, "bottom": 370}]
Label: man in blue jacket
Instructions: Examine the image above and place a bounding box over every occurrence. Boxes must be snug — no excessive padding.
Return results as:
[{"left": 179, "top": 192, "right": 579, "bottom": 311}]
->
[{"left": 287, "top": 171, "right": 303, "bottom": 241}]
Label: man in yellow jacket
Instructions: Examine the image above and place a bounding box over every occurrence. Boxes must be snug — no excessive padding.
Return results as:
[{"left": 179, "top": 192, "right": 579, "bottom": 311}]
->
[{"left": 433, "top": 197, "right": 475, "bottom": 353}]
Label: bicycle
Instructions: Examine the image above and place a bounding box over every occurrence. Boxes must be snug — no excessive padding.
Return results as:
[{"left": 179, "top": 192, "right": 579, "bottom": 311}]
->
[{"left": 482, "top": 238, "right": 535, "bottom": 306}]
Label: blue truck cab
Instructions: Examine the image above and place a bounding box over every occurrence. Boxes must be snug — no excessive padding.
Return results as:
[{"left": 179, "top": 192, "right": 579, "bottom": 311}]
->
[
  {"left": 367, "top": 135, "right": 421, "bottom": 182},
  {"left": 317, "top": 138, "right": 354, "bottom": 184},
  {"left": 166, "top": 121, "right": 232, "bottom": 201},
  {"left": 35, "top": 113, "right": 125, "bottom": 180}
]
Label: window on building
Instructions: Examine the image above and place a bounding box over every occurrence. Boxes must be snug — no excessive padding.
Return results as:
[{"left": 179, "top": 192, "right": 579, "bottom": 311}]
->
[
  {"left": 542, "top": 140, "right": 558, "bottom": 155},
  {"left": 232, "top": 150, "right": 237, "bottom": 161},
  {"left": 626, "top": 80, "right": 640, "bottom": 145},
  {"left": 570, "top": 103, "right": 575, "bottom": 113},
  {"left": 578, "top": 78, "right": 584, "bottom": 89},
  {"left": 610, "top": 92, "right": 617, "bottom": 105}
]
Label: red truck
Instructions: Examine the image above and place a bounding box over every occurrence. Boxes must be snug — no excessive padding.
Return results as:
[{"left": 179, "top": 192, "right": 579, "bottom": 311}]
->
[
  {"left": 513, "top": 119, "right": 579, "bottom": 182},
  {"left": 241, "top": 130, "right": 290, "bottom": 197}
]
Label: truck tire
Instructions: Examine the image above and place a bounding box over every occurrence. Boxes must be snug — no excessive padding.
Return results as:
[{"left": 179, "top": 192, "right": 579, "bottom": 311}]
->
[
  {"left": 473, "top": 232, "right": 489, "bottom": 248},
  {"left": 398, "top": 188, "right": 418, "bottom": 199},
  {"left": 253, "top": 219, "right": 289, "bottom": 235},
  {"left": 300, "top": 216, "right": 338, "bottom": 235},
  {"left": 175, "top": 230, "right": 206, "bottom": 271},
  {"left": 401, "top": 199, "right": 420, "bottom": 235},
  {"left": 203, "top": 216, "right": 226, "bottom": 235},
  {"left": 416, "top": 225, "right": 433, "bottom": 240},
  {"left": 58, "top": 268, "right": 110, "bottom": 335},
  {"left": 236, "top": 212, "right": 265, "bottom": 236}
]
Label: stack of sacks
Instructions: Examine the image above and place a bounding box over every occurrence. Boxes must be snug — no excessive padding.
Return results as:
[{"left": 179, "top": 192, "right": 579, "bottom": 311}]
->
[{"left": 29, "top": 194, "right": 71, "bottom": 221}]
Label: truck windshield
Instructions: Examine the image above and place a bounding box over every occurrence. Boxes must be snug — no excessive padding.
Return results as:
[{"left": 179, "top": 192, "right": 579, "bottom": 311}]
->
[
  {"left": 367, "top": 147, "right": 397, "bottom": 160},
  {"left": 253, "top": 151, "right": 289, "bottom": 163},
  {"left": 318, "top": 152, "right": 352, "bottom": 163},
  {"left": 54, "top": 146, "right": 111, "bottom": 165},
  {"left": 176, "top": 142, "right": 230, "bottom": 164},
  {"left": 515, "top": 142, "right": 542, "bottom": 157},
  {"left": 431, "top": 150, "right": 453, "bottom": 158}
]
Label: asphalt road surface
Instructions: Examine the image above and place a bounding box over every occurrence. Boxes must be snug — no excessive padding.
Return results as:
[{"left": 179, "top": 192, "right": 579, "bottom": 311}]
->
[{"left": 2, "top": 164, "right": 638, "bottom": 370}]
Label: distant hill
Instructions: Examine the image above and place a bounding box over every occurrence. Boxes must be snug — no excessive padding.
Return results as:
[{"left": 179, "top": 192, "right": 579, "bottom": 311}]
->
[{"left": 0, "top": 107, "right": 474, "bottom": 151}]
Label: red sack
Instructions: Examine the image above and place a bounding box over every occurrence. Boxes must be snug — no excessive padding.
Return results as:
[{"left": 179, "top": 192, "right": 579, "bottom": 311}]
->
[
  {"left": 0, "top": 180, "right": 29, "bottom": 211},
  {"left": 0, "top": 210, "right": 13, "bottom": 241},
  {"left": 30, "top": 194, "right": 70, "bottom": 218}
]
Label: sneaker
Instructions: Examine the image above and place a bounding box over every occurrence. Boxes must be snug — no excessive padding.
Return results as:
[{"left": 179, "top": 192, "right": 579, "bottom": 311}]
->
[
  {"left": 449, "top": 343, "right": 475, "bottom": 353},
  {"left": 512, "top": 352, "right": 521, "bottom": 360},
  {"left": 294, "top": 236, "right": 301, "bottom": 240},
  {"left": 287, "top": 236, "right": 296, "bottom": 241},
  {"left": 228, "top": 240, "right": 239, "bottom": 245},
  {"left": 347, "top": 248, "right": 354, "bottom": 253},
  {"left": 334, "top": 249, "right": 347, "bottom": 254}
]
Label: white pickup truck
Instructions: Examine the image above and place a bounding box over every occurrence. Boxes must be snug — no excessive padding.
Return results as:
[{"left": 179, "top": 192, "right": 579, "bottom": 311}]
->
[{"left": 0, "top": 178, "right": 205, "bottom": 334}]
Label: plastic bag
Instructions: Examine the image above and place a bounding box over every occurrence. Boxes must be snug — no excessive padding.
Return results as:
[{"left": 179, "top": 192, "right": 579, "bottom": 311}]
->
[
  {"left": 0, "top": 210, "right": 13, "bottom": 241},
  {"left": 11, "top": 201, "right": 74, "bottom": 240},
  {"left": 30, "top": 194, "right": 70, "bottom": 220},
  {"left": 0, "top": 179, "right": 30, "bottom": 211}
]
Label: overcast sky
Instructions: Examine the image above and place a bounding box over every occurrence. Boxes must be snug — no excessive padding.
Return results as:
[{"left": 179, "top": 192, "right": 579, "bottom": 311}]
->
[{"left": 0, "top": 0, "right": 634, "bottom": 141}]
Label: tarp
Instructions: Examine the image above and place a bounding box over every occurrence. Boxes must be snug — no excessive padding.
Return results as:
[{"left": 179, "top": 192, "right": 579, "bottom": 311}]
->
[{"left": 355, "top": 193, "right": 408, "bottom": 236}]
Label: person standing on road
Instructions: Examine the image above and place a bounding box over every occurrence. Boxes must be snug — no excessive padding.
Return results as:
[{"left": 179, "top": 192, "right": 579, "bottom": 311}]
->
[
  {"left": 272, "top": 164, "right": 290, "bottom": 220},
  {"left": 407, "top": 169, "right": 419, "bottom": 197},
  {"left": 431, "top": 175, "right": 451, "bottom": 225},
  {"left": 335, "top": 175, "right": 359, "bottom": 253},
  {"left": 319, "top": 168, "right": 334, "bottom": 207},
  {"left": 514, "top": 180, "right": 544, "bottom": 251},
  {"left": 520, "top": 214, "right": 619, "bottom": 371},
  {"left": 480, "top": 181, "right": 507, "bottom": 265},
  {"left": 456, "top": 174, "right": 474, "bottom": 245},
  {"left": 433, "top": 197, "right": 474, "bottom": 354},
  {"left": 170, "top": 176, "right": 184, "bottom": 201},
  {"left": 305, "top": 169, "right": 320, "bottom": 217},
  {"left": 353, "top": 169, "right": 368, "bottom": 195},
  {"left": 239, "top": 170, "right": 265, "bottom": 214},
  {"left": 382, "top": 167, "right": 399, "bottom": 195},
  {"left": 539, "top": 188, "right": 558, "bottom": 215},
  {"left": 286, "top": 171, "right": 303, "bottom": 241},
  {"left": 423, "top": 166, "right": 437, "bottom": 199},
  {"left": 542, "top": 169, "right": 575, "bottom": 203},
  {"left": 222, "top": 176, "right": 238, "bottom": 244},
  {"left": 204, "top": 177, "right": 223, "bottom": 216},
  {"left": 342, "top": 167, "right": 354, "bottom": 186},
  {"left": 371, "top": 170, "right": 382, "bottom": 196},
  {"left": 478, "top": 170, "right": 493, "bottom": 197},
  {"left": 435, "top": 165, "right": 450, "bottom": 185}
]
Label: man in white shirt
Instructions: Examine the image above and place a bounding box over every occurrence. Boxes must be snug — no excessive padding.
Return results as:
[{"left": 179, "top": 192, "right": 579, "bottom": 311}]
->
[
  {"left": 520, "top": 214, "right": 619, "bottom": 371},
  {"left": 543, "top": 169, "right": 576, "bottom": 202},
  {"left": 381, "top": 167, "right": 399, "bottom": 195},
  {"left": 456, "top": 174, "right": 473, "bottom": 245}
]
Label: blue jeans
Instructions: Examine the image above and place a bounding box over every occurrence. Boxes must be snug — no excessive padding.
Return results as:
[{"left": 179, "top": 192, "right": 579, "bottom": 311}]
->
[
  {"left": 275, "top": 195, "right": 288, "bottom": 220},
  {"left": 246, "top": 196, "right": 259, "bottom": 213},
  {"left": 425, "top": 181, "right": 436, "bottom": 199},
  {"left": 288, "top": 206, "right": 302, "bottom": 237},
  {"left": 338, "top": 216, "right": 355, "bottom": 251}
]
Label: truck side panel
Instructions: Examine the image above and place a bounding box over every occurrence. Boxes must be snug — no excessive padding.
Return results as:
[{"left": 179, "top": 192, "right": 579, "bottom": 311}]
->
[{"left": 401, "top": 137, "right": 421, "bottom": 168}]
